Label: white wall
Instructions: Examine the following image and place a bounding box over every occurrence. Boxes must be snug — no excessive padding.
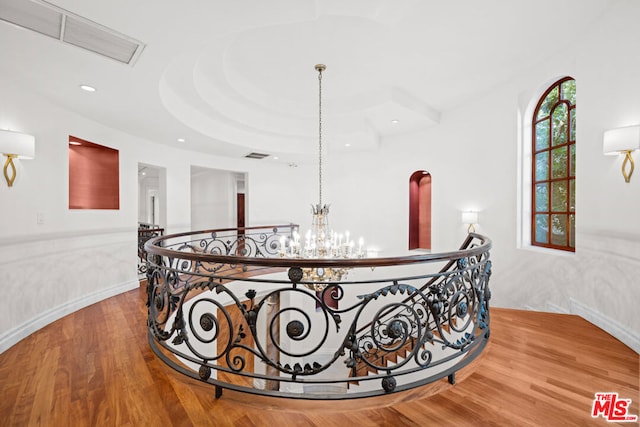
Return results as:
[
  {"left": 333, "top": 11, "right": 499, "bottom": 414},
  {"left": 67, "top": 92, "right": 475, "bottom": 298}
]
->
[
  {"left": 0, "top": 76, "right": 306, "bottom": 353},
  {"left": 1, "top": 1, "right": 638, "bottom": 354}
]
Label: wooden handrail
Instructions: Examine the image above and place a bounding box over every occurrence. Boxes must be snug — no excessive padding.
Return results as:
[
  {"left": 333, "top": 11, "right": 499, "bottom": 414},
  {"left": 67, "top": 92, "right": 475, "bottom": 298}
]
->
[
  {"left": 138, "top": 228, "right": 165, "bottom": 234},
  {"left": 145, "top": 225, "right": 491, "bottom": 269}
]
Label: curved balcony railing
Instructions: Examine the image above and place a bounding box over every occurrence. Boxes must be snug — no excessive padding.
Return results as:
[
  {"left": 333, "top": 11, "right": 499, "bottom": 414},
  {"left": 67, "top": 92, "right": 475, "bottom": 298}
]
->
[
  {"left": 138, "top": 224, "right": 164, "bottom": 276},
  {"left": 144, "top": 225, "right": 492, "bottom": 400}
]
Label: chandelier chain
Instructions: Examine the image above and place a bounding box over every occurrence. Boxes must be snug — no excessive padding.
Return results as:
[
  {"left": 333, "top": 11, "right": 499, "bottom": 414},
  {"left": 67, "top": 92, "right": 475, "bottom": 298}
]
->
[{"left": 318, "top": 66, "right": 323, "bottom": 207}]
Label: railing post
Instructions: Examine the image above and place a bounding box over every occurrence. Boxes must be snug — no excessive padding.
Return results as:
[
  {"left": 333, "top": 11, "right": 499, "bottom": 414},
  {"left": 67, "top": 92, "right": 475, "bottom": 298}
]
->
[{"left": 265, "top": 293, "right": 281, "bottom": 391}]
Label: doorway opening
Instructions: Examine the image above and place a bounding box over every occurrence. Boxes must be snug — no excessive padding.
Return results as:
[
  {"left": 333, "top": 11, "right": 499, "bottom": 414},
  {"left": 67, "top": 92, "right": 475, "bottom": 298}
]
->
[
  {"left": 190, "top": 166, "right": 246, "bottom": 231},
  {"left": 137, "top": 163, "right": 167, "bottom": 279}
]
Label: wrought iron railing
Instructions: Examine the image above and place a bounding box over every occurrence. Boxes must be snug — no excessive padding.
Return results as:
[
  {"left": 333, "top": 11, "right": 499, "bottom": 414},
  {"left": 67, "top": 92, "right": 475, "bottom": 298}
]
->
[
  {"left": 144, "top": 225, "right": 492, "bottom": 399},
  {"left": 138, "top": 224, "right": 164, "bottom": 276}
]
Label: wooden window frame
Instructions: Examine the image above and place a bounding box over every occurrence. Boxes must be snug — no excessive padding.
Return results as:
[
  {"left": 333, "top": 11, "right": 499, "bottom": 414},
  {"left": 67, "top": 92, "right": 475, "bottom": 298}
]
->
[{"left": 531, "top": 77, "right": 575, "bottom": 252}]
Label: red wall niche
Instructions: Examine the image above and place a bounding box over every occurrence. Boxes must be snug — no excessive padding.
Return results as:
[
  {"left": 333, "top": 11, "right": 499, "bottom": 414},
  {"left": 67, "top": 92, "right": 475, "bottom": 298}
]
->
[
  {"left": 69, "top": 135, "right": 120, "bottom": 210},
  {"left": 409, "top": 170, "right": 431, "bottom": 250}
]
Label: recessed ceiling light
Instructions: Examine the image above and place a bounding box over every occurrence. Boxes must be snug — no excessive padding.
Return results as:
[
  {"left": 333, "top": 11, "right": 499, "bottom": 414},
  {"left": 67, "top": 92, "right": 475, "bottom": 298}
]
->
[
  {"left": 391, "top": 119, "right": 399, "bottom": 124},
  {"left": 345, "top": 143, "right": 351, "bottom": 147},
  {"left": 80, "top": 84, "right": 96, "bottom": 92},
  {"left": 273, "top": 156, "right": 279, "bottom": 160},
  {"left": 177, "top": 138, "right": 185, "bottom": 142}
]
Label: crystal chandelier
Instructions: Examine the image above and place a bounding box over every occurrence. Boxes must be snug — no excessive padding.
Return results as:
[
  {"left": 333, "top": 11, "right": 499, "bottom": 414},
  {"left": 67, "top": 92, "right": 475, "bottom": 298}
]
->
[{"left": 279, "top": 64, "right": 366, "bottom": 287}]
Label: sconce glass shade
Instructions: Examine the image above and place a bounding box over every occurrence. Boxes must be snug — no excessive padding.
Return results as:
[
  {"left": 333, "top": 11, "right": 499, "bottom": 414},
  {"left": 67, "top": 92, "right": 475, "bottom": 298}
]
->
[
  {"left": 462, "top": 211, "right": 478, "bottom": 225},
  {"left": 603, "top": 125, "right": 640, "bottom": 155},
  {"left": 462, "top": 211, "right": 478, "bottom": 233},
  {"left": 0, "top": 129, "right": 35, "bottom": 187},
  {"left": 0, "top": 130, "right": 35, "bottom": 158}
]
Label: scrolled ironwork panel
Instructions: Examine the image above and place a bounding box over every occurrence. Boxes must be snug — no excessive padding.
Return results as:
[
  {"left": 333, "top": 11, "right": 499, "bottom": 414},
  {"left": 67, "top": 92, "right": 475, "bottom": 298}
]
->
[
  {"left": 144, "top": 225, "right": 492, "bottom": 399},
  {"left": 138, "top": 226, "right": 163, "bottom": 275}
]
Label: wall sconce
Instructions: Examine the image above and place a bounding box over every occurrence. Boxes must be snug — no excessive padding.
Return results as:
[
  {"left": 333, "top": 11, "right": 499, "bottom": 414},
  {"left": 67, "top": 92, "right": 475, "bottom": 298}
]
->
[
  {"left": 603, "top": 125, "right": 640, "bottom": 183},
  {"left": 462, "top": 211, "right": 478, "bottom": 233},
  {"left": 0, "top": 130, "right": 35, "bottom": 187}
]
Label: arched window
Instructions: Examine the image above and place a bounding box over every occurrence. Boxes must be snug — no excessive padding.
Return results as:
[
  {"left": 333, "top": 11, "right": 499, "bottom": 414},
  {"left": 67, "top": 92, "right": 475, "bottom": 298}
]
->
[
  {"left": 409, "top": 171, "right": 431, "bottom": 250},
  {"left": 532, "top": 77, "right": 575, "bottom": 251}
]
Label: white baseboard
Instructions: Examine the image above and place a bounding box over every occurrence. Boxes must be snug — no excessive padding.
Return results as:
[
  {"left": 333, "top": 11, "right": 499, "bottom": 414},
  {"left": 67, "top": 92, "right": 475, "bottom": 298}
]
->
[
  {"left": 522, "top": 303, "right": 569, "bottom": 314},
  {"left": 545, "top": 302, "right": 570, "bottom": 314},
  {"left": 569, "top": 298, "right": 640, "bottom": 354},
  {"left": 0, "top": 279, "right": 139, "bottom": 354}
]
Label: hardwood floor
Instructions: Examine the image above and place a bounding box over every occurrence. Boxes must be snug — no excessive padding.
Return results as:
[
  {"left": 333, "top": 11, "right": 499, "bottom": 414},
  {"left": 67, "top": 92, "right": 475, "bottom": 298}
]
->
[{"left": 0, "top": 285, "right": 637, "bottom": 426}]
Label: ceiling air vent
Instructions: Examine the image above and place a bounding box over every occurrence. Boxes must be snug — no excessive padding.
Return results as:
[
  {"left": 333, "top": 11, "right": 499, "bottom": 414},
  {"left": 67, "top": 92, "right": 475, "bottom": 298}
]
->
[
  {"left": 244, "top": 152, "right": 270, "bottom": 160},
  {"left": 63, "top": 16, "right": 140, "bottom": 64},
  {"left": 0, "top": 0, "right": 145, "bottom": 65}
]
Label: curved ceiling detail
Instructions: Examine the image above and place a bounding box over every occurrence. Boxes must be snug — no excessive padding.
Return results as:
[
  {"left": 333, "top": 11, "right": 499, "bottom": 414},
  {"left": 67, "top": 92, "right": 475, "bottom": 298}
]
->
[
  {"left": 0, "top": 0, "right": 616, "bottom": 160},
  {"left": 159, "top": 7, "right": 441, "bottom": 156}
]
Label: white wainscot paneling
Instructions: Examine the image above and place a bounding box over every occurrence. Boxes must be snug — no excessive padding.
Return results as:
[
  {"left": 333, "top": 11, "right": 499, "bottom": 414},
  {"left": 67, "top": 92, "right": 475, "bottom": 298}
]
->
[
  {"left": 570, "top": 231, "right": 640, "bottom": 353},
  {"left": 0, "top": 228, "right": 139, "bottom": 353}
]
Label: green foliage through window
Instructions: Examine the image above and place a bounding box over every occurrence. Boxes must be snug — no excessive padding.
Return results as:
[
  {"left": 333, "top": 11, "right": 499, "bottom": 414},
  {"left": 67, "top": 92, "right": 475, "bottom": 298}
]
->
[{"left": 532, "top": 77, "right": 575, "bottom": 251}]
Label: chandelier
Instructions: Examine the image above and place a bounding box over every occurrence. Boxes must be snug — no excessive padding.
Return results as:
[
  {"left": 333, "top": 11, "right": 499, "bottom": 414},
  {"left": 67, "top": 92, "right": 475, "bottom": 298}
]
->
[{"left": 279, "top": 64, "right": 366, "bottom": 287}]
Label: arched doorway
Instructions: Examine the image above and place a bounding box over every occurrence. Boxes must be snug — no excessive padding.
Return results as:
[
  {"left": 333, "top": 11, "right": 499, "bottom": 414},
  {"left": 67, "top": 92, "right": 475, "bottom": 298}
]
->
[{"left": 409, "top": 171, "right": 431, "bottom": 250}]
